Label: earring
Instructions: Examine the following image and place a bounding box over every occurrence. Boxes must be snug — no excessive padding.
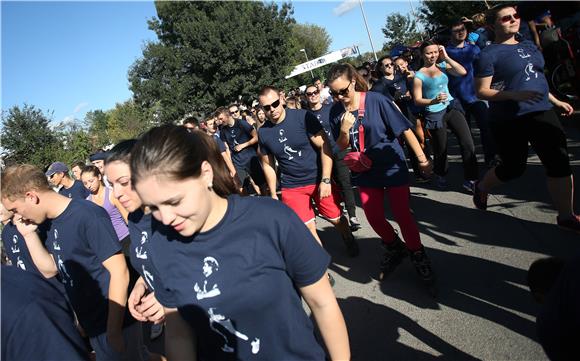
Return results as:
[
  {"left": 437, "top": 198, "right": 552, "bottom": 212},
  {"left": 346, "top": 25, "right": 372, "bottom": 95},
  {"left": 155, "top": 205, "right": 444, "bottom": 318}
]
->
[{"left": 208, "top": 183, "right": 213, "bottom": 191}]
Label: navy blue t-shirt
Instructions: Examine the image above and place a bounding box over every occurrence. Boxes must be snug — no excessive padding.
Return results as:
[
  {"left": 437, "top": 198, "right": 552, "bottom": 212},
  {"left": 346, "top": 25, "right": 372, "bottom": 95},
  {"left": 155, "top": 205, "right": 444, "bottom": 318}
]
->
[
  {"left": 128, "top": 209, "right": 162, "bottom": 292},
  {"left": 371, "top": 74, "right": 406, "bottom": 100},
  {"left": 58, "top": 180, "right": 90, "bottom": 200},
  {"left": 329, "top": 91, "right": 411, "bottom": 188},
  {"left": 1, "top": 266, "right": 87, "bottom": 361},
  {"left": 45, "top": 199, "right": 122, "bottom": 337},
  {"left": 220, "top": 119, "right": 257, "bottom": 168},
  {"left": 308, "top": 104, "right": 339, "bottom": 155},
  {"left": 474, "top": 40, "right": 552, "bottom": 118},
  {"left": 212, "top": 134, "right": 226, "bottom": 153},
  {"left": 258, "top": 109, "right": 324, "bottom": 188},
  {"left": 150, "top": 195, "right": 329, "bottom": 360},
  {"left": 1, "top": 221, "right": 41, "bottom": 275},
  {"left": 446, "top": 42, "right": 480, "bottom": 104}
]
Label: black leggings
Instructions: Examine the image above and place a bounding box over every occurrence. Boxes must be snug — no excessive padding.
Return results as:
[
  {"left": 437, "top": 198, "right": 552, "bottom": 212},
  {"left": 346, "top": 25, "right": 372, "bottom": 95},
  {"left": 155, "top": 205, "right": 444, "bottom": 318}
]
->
[
  {"left": 491, "top": 109, "right": 571, "bottom": 181},
  {"left": 428, "top": 108, "right": 478, "bottom": 180},
  {"left": 332, "top": 149, "right": 357, "bottom": 218}
]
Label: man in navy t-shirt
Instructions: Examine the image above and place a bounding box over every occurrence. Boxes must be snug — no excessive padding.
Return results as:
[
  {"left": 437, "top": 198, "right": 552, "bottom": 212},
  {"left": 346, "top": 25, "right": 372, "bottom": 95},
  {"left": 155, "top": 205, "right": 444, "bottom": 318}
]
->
[
  {"left": 1, "top": 164, "right": 134, "bottom": 360},
  {"left": 1, "top": 265, "right": 88, "bottom": 361},
  {"left": 305, "top": 84, "right": 361, "bottom": 232},
  {"left": 258, "top": 85, "right": 358, "bottom": 257},
  {"left": 446, "top": 20, "right": 496, "bottom": 165},
  {"left": 46, "top": 162, "right": 90, "bottom": 200},
  {"left": 216, "top": 107, "right": 266, "bottom": 195}
]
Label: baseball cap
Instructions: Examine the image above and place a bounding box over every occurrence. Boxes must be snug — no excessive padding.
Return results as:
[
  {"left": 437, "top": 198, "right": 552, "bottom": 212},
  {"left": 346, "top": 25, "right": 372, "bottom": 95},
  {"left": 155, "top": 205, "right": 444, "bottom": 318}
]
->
[{"left": 45, "top": 162, "right": 69, "bottom": 177}]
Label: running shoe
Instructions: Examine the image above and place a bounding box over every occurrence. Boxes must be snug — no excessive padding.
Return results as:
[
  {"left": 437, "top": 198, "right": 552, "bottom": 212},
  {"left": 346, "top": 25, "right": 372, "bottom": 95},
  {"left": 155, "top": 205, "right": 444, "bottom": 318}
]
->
[
  {"left": 462, "top": 180, "right": 475, "bottom": 194},
  {"left": 473, "top": 180, "right": 488, "bottom": 210},
  {"left": 378, "top": 232, "right": 407, "bottom": 281},
  {"left": 409, "top": 246, "right": 435, "bottom": 283},
  {"left": 349, "top": 216, "right": 362, "bottom": 232},
  {"left": 435, "top": 175, "right": 447, "bottom": 189},
  {"left": 343, "top": 232, "right": 359, "bottom": 257},
  {"left": 557, "top": 214, "right": 580, "bottom": 233}
]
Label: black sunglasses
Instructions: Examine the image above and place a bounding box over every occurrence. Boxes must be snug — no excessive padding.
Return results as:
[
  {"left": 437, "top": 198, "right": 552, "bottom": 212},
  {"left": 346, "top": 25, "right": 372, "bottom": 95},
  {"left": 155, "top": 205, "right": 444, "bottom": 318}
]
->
[
  {"left": 306, "top": 90, "right": 319, "bottom": 97},
  {"left": 330, "top": 84, "right": 351, "bottom": 98},
  {"left": 382, "top": 62, "right": 394, "bottom": 68},
  {"left": 263, "top": 99, "right": 280, "bottom": 112},
  {"left": 500, "top": 12, "right": 520, "bottom": 23},
  {"left": 229, "top": 109, "right": 239, "bottom": 114}
]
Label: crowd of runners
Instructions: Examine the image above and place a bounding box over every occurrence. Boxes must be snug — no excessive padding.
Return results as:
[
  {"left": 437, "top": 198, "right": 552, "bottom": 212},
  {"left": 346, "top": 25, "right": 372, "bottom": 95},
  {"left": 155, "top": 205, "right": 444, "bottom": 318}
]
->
[{"left": 1, "top": 3, "right": 579, "bottom": 361}]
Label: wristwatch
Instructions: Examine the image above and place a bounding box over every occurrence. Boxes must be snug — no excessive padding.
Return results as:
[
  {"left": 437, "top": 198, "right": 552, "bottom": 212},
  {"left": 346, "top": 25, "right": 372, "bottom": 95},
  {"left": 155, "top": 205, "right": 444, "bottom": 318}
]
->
[{"left": 321, "top": 177, "right": 331, "bottom": 184}]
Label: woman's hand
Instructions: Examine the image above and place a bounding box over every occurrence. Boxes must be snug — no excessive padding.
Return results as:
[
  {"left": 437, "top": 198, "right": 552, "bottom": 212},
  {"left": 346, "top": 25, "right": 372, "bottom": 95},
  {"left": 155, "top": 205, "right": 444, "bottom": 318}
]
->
[
  {"left": 340, "top": 112, "right": 356, "bottom": 133},
  {"left": 438, "top": 45, "right": 449, "bottom": 60},
  {"left": 418, "top": 159, "right": 433, "bottom": 178},
  {"left": 554, "top": 100, "right": 574, "bottom": 116},
  {"left": 128, "top": 279, "right": 149, "bottom": 322}
]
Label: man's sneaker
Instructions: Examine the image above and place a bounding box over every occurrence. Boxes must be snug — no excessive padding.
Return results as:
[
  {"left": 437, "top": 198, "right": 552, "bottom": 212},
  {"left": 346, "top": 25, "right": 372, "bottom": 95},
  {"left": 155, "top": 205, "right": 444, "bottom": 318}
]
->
[
  {"left": 473, "top": 181, "right": 488, "bottom": 210},
  {"left": 379, "top": 233, "right": 407, "bottom": 281},
  {"left": 343, "top": 232, "right": 359, "bottom": 257},
  {"left": 349, "top": 216, "right": 362, "bottom": 232},
  {"left": 435, "top": 175, "right": 447, "bottom": 190},
  {"left": 557, "top": 214, "right": 580, "bottom": 233},
  {"left": 462, "top": 180, "right": 475, "bottom": 194},
  {"left": 409, "top": 246, "right": 435, "bottom": 283}
]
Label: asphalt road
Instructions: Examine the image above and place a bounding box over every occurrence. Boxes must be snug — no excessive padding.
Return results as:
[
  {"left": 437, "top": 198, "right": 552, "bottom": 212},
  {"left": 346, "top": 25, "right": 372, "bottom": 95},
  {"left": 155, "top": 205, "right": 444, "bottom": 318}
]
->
[{"left": 318, "top": 115, "right": 580, "bottom": 361}]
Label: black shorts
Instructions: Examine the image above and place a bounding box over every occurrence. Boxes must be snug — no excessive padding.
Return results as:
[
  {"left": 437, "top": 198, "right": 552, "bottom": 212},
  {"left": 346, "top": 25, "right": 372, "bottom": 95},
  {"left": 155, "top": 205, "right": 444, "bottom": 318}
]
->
[
  {"left": 235, "top": 156, "right": 266, "bottom": 187},
  {"left": 491, "top": 109, "right": 571, "bottom": 181}
]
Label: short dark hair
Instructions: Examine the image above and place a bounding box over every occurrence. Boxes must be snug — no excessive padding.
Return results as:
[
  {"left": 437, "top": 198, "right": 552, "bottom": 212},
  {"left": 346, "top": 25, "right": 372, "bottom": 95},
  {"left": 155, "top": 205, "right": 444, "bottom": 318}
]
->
[
  {"left": 258, "top": 85, "right": 280, "bottom": 97},
  {"left": 70, "top": 161, "right": 86, "bottom": 170},
  {"left": 183, "top": 116, "right": 199, "bottom": 127},
  {"left": 486, "top": 3, "right": 517, "bottom": 26}
]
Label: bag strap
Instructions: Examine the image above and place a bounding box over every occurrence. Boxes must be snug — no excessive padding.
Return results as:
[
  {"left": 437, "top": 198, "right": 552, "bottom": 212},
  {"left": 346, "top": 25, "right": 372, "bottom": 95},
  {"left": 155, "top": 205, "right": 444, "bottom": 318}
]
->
[{"left": 357, "top": 92, "right": 366, "bottom": 152}]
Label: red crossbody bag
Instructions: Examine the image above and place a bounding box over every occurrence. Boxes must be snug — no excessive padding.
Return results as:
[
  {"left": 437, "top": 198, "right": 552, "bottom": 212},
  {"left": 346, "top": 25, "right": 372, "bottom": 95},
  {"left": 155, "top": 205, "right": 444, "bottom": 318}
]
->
[{"left": 342, "top": 92, "right": 373, "bottom": 173}]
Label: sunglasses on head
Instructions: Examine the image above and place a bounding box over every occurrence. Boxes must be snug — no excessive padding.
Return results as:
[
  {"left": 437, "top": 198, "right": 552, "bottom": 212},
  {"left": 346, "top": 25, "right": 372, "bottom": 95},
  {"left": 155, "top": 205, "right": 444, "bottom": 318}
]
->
[
  {"left": 330, "top": 84, "right": 351, "bottom": 98},
  {"left": 263, "top": 99, "right": 280, "bottom": 112},
  {"left": 306, "top": 90, "right": 319, "bottom": 97},
  {"left": 500, "top": 12, "right": 520, "bottom": 23}
]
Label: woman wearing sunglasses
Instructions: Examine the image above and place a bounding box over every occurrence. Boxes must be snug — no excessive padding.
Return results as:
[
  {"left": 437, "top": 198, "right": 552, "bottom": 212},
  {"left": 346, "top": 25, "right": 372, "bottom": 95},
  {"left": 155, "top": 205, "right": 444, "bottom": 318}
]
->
[
  {"left": 473, "top": 4, "right": 578, "bottom": 231},
  {"left": 327, "top": 63, "right": 436, "bottom": 291}
]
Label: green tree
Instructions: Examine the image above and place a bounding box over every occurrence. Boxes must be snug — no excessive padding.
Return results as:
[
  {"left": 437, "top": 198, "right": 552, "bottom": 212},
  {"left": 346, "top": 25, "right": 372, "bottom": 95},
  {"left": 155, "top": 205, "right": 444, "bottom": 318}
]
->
[
  {"left": 128, "top": 1, "right": 296, "bottom": 123},
  {"left": 84, "top": 109, "right": 111, "bottom": 150},
  {"left": 419, "top": 1, "right": 496, "bottom": 30},
  {"left": 52, "top": 119, "right": 93, "bottom": 165},
  {"left": 285, "top": 23, "right": 332, "bottom": 88},
  {"left": 381, "top": 12, "right": 422, "bottom": 51},
  {"left": 107, "top": 100, "right": 156, "bottom": 143},
  {"left": 1, "top": 104, "right": 59, "bottom": 167}
]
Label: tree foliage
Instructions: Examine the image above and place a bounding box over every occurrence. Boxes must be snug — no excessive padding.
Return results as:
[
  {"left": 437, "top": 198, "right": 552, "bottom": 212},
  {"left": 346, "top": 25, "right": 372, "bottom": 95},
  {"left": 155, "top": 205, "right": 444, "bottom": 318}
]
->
[
  {"left": 1, "top": 105, "right": 59, "bottom": 167},
  {"left": 419, "top": 1, "right": 497, "bottom": 30},
  {"left": 128, "top": 1, "right": 297, "bottom": 123},
  {"left": 381, "top": 12, "right": 422, "bottom": 51}
]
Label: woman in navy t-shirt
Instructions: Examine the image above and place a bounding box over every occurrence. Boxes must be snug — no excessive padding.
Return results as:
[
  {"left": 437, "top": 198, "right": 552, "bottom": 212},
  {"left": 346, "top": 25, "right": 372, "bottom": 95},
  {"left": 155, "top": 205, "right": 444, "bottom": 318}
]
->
[
  {"left": 326, "top": 63, "right": 436, "bottom": 287},
  {"left": 473, "top": 4, "right": 578, "bottom": 232},
  {"left": 130, "top": 125, "right": 350, "bottom": 360},
  {"left": 412, "top": 40, "right": 479, "bottom": 191}
]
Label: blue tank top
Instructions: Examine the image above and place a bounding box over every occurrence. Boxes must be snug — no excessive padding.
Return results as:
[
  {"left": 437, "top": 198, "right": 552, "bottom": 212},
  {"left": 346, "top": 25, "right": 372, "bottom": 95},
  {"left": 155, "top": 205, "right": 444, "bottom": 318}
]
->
[
  {"left": 88, "top": 187, "right": 129, "bottom": 241},
  {"left": 415, "top": 62, "right": 454, "bottom": 113}
]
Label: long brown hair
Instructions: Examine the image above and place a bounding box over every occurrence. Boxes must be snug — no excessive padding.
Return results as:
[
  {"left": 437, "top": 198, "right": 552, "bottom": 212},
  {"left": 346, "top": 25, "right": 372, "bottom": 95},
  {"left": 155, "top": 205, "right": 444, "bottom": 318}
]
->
[
  {"left": 130, "top": 125, "right": 237, "bottom": 197},
  {"left": 326, "top": 63, "right": 369, "bottom": 92}
]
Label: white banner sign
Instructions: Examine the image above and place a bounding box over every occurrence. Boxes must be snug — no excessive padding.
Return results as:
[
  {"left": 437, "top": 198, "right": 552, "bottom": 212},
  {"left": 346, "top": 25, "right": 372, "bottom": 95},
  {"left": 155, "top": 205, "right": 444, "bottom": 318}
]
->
[{"left": 285, "top": 45, "right": 359, "bottom": 79}]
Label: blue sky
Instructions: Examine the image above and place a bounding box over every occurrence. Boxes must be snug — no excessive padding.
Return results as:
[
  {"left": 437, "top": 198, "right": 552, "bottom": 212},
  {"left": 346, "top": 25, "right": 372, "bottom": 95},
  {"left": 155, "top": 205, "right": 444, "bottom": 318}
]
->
[{"left": 2, "top": 1, "right": 419, "bottom": 124}]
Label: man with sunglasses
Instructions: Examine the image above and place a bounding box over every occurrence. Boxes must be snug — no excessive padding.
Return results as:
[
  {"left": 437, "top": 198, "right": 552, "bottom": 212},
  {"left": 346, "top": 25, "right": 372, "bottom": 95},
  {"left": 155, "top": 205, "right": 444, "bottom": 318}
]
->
[
  {"left": 45, "top": 162, "right": 89, "bottom": 200},
  {"left": 258, "top": 85, "right": 358, "bottom": 258},
  {"left": 228, "top": 104, "right": 242, "bottom": 121},
  {"left": 446, "top": 19, "right": 497, "bottom": 167},
  {"left": 216, "top": 106, "right": 266, "bottom": 195},
  {"left": 305, "top": 84, "right": 361, "bottom": 232}
]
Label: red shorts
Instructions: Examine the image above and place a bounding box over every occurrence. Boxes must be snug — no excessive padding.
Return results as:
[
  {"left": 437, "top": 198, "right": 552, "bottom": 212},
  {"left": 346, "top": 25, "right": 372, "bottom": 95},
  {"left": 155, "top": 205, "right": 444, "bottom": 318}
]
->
[{"left": 281, "top": 184, "right": 343, "bottom": 224}]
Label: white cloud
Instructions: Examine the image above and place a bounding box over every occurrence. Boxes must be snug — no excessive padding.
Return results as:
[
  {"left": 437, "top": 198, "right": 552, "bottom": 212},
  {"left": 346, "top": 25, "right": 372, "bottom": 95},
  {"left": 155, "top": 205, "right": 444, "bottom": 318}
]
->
[
  {"left": 333, "top": 0, "right": 358, "bottom": 16},
  {"left": 73, "top": 102, "right": 89, "bottom": 113},
  {"left": 60, "top": 115, "right": 75, "bottom": 123}
]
